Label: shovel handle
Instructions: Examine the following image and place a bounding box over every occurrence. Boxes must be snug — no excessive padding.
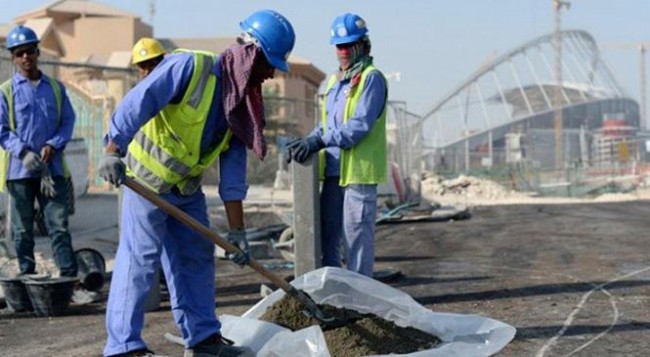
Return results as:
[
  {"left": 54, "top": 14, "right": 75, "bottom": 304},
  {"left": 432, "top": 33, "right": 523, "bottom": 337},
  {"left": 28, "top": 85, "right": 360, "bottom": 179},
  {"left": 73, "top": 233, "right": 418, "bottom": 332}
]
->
[{"left": 124, "top": 177, "right": 295, "bottom": 293}]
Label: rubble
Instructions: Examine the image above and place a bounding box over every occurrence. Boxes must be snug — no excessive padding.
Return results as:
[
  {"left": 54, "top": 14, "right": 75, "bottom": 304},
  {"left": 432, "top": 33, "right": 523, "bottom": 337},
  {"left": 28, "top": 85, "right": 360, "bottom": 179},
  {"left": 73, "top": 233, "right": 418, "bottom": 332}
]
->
[
  {"left": 421, "top": 173, "right": 530, "bottom": 202},
  {"left": 0, "top": 252, "right": 60, "bottom": 278}
]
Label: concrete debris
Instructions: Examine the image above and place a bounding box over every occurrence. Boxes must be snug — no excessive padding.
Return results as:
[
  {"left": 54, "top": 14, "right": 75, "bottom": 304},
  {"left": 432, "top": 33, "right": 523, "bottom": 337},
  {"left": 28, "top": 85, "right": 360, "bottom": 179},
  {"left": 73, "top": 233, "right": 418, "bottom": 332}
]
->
[
  {"left": 421, "top": 173, "right": 529, "bottom": 201},
  {"left": 0, "top": 252, "right": 60, "bottom": 278},
  {"left": 592, "top": 192, "right": 637, "bottom": 201}
]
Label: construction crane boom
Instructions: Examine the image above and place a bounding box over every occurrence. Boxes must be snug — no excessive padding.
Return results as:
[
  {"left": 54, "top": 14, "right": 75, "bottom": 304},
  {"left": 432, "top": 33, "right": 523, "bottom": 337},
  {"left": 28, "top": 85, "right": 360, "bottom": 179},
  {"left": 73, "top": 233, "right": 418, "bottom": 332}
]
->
[{"left": 553, "top": 0, "right": 570, "bottom": 170}]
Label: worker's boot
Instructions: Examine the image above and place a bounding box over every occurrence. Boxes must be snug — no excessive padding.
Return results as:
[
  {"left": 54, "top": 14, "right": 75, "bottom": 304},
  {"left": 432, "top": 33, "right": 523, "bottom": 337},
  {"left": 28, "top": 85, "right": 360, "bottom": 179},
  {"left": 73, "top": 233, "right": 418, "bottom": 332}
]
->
[
  {"left": 107, "top": 349, "right": 161, "bottom": 357},
  {"left": 184, "top": 334, "right": 254, "bottom": 357}
]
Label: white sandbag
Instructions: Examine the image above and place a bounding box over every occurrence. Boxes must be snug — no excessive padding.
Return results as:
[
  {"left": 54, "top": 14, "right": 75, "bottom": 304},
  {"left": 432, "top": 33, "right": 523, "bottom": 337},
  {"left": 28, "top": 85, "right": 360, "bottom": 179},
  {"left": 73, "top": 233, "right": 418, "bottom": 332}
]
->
[
  {"left": 225, "top": 267, "right": 514, "bottom": 356},
  {"left": 257, "top": 325, "right": 331, "bottom": 357},
  {"left": 219, "top": 314, "right": 290, "bottom": 353}
]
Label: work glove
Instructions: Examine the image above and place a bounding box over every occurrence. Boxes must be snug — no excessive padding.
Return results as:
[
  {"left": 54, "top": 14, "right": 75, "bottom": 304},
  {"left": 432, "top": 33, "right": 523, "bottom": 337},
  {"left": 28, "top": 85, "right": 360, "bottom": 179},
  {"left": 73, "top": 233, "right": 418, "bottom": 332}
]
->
[
  {"left": 284, "top": 138, "right": 302, "bottom": 164},
  {"left": 98, "top": 153, "right": 126, "bottom": 188},
  {"left": 225, "top": 229, "right": 251, "bottom": 267},
  {"left": 40, "top": 168, "right": 57, "bottom": 198},
  {"left": 286, "top": 136, "right": 324, "bottom": 164},
  {"left": 20, "top": 150, "right": 45, "bottom": 173}
]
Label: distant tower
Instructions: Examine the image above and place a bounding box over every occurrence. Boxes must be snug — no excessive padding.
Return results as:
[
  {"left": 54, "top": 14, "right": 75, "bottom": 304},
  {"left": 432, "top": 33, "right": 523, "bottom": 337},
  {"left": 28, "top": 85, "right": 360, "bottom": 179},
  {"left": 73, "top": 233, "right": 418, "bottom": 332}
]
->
[{"left": 149, "top": 0, "right": 156, "bottom": 25}]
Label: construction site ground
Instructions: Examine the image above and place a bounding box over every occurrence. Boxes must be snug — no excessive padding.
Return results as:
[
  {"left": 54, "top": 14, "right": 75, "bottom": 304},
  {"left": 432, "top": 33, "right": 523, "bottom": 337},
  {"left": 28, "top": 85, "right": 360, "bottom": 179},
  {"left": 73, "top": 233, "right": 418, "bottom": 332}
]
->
[{"left": 1, "top": 185, "right": 649, "bottom": 357}]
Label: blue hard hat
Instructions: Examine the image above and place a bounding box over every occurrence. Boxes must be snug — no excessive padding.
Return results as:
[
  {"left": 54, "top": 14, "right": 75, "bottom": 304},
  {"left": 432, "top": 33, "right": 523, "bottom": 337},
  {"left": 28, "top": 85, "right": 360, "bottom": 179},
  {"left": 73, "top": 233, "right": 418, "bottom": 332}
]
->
[
  {"left": 6, "top": 25, "right": 39, "bottom": 50},
  {"left": 330, "top": 13, "right": 368, "bottom": 45},
  {"left": 240, "top": 9, "right": 295, "bottom": 72}
]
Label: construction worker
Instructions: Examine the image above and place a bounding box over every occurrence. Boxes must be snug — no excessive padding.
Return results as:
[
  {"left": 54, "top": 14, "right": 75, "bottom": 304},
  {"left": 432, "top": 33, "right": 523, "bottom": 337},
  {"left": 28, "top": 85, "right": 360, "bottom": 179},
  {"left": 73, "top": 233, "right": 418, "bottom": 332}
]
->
[
  {"left": 287, "top": 13, "right": 388, "bottom": 277},
  {"left": 0, "top": 25, "right": 78, "bottom": 279},
  {"left": 131, "top": 37, "right": 166, "bottom": 80},
  {"left": 98, "top": 10, "right": 295, "bottom": 357}
]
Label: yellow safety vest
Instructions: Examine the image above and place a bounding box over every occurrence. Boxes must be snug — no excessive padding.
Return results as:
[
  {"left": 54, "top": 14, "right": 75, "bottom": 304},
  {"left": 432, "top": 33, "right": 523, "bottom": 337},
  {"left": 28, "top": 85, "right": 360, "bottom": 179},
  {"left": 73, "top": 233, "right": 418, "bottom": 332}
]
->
[
  {"left": 0, "top": 75, "right": 66, "bottom": 192},
  {"left": 319, "top": 65, "right": 388, "bottom": 186},
  {"left": 126, "top": 49, "right": 232, "bottom": 195}
]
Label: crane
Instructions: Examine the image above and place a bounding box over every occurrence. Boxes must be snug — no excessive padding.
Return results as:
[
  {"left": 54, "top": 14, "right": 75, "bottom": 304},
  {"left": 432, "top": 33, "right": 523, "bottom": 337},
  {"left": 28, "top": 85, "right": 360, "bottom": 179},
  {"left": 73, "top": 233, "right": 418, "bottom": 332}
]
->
[
  {"left": 599, "top": 42, "right": 650, "bottom": 130},
  {"left": 552, "top": 0, "right": 571, "bottom": 170}
]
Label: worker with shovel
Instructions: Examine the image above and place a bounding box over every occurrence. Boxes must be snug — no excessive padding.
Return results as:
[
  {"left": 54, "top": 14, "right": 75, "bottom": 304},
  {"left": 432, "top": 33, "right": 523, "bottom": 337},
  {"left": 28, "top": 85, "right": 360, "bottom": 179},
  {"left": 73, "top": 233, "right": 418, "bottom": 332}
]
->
[
  {"left": 287, "top": 13, "right": 388, "bottom": 277},
  {"left": 98, "top": 10, "right": 295, "bottom": 357}
]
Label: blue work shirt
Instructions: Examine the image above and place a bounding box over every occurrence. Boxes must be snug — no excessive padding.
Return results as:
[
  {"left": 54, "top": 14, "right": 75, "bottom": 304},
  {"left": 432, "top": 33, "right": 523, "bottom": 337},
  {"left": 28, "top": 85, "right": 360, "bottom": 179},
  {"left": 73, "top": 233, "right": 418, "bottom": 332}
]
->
[
  {"left": 105, "top": 53, "right": 247, "bottom": 201},
  {"left": 309, "top": 71, "right": 387, "bottom": 177},
  {"left": 0, "top": 71, "right": 76, "bottom": 179}
]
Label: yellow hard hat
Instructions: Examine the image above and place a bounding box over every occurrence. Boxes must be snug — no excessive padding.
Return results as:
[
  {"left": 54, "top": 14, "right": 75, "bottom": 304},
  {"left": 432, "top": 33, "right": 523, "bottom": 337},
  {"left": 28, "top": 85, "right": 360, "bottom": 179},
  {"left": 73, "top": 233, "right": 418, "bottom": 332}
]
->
[{"left": 131, "top": 38, "right": 166, "bottom": 65}]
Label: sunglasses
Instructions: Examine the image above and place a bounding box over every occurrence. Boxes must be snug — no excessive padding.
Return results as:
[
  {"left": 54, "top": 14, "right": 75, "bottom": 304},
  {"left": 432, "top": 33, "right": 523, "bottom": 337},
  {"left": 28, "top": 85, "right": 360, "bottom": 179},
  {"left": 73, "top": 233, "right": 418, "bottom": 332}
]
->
[{"left": 13, "top": 47, "right": 38, "bottom": 58}]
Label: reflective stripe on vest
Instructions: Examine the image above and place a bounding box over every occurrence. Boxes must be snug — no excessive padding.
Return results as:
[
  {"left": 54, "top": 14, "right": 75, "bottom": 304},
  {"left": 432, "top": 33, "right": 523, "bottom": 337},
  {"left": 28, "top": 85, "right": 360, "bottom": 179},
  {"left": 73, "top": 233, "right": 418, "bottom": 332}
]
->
[
  {"left": 0, "top": 76, "right": 63, "bottom": 192},
  {"left": 126, "top": 50, "right": 231, "bottom": 195},
  {"left": 320, "top": 66, "right": 388, "bottom": 186}
]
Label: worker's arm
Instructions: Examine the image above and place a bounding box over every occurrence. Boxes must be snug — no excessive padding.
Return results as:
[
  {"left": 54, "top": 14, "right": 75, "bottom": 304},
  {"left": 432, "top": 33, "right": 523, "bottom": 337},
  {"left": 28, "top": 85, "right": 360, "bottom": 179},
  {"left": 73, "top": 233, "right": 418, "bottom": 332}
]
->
[
  {"left": 219, "top": 136, "right": 248, "bottom": 230},
  {"left": 319, "top": 71, "right": 387, "bottom": 149},
  {"left": 104, "top": 53, "right": 194, "bottom": 154},
  {"left": 224, "top": 201, "right": 244, "bottom": 230},
  {"left": 0, "top": 91, "right": 28, "bottom": 158},
  {"left": 44, "top": 82, "right": 75, "bottom": 151}
]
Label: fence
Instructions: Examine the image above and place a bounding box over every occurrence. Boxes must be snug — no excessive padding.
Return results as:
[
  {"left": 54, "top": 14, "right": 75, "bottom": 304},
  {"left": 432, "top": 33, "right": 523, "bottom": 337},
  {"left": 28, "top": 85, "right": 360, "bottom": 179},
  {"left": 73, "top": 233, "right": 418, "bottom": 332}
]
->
[{"left": 430, "top": 129, "right": 649, "bottom": 197}]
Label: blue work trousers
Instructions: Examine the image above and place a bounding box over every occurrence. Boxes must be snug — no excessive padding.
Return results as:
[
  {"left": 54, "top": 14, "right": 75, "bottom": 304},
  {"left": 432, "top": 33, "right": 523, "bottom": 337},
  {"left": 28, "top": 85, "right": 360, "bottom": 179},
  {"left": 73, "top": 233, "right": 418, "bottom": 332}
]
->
[
  {"left": 104, "top": 186, "right": 219, "bottom": 356},
  {"left": 320, "top": 177, "right": 377, "bottom": 276},
  {"left": 7, "top": 177, "right": 77, "bottom": 277}
]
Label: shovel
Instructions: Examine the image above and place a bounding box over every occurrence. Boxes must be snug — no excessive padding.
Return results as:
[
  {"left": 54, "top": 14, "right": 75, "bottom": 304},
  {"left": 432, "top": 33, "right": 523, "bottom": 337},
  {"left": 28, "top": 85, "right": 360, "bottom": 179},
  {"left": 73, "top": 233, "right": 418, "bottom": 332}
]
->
[{"left": 124, "top": 177, "right": 338, "bottom": 326}]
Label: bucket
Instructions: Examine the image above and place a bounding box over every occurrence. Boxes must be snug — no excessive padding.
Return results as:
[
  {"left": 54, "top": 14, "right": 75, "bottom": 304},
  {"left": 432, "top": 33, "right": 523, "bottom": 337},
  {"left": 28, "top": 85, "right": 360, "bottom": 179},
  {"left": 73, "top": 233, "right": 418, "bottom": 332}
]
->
[
  {"left": 74, "top": 248, "right": 105, "bottom": 292},
  {"left": 0, "top": 277, "right": 33, "bottom": 312},
  {"left": 23, "top": 277, "right": 78, "bottom": 317}
]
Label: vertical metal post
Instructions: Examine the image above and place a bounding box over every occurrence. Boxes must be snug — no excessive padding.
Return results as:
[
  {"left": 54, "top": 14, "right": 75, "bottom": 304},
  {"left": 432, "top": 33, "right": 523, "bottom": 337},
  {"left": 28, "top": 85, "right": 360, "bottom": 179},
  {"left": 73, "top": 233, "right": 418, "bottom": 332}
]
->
[{"left": 291, "top": 156, "right": 321, "bottom": 277}]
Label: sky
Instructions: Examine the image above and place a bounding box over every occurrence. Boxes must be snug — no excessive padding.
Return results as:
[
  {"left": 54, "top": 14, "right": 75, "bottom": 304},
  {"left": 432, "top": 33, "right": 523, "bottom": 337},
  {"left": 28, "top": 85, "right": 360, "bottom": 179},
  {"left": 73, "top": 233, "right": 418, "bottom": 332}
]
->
[{"left": 2, "top": 0, "right": 649, "bottom": 117}]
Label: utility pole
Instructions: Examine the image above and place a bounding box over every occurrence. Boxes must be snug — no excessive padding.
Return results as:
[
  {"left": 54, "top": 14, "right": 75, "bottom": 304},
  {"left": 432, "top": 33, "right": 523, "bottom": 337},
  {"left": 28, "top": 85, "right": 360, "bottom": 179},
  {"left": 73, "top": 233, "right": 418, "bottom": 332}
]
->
[
  {"left": 640, "top": 45, "right": 647, "bottom": 129},
  {"left": 553, "top": 0, "right": 570, "bottom": 170}
]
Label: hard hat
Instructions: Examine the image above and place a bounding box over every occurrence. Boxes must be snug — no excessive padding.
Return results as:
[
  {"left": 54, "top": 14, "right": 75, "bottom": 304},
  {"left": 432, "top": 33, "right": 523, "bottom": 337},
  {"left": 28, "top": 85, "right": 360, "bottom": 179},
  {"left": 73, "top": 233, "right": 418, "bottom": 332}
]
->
[
  {"left": 240, "top": 9, "right": 295, "bottom": 72},
  {"left": 6, "top": 25, "right": 39, "bottom": 50},
  {"left": 330, "top": 13, "right": 368, "bottom": 45},
  {"left": 131, "top": 38, "right": 166, "bottom": 65}
]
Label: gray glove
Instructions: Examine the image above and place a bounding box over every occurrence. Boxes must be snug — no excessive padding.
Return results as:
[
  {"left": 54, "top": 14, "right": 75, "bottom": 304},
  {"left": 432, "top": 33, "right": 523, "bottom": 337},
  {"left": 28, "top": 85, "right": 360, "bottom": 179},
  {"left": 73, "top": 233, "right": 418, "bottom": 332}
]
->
[
  {"left": 40, "top": 168, "right": 57, "bottom": 198},
  {"left": 21, "top": 150, "right": 45, "bottom": 173},
  {"left": 226, "top": 230, "right": 251, "bottom": 267},
  {"left": 98, "top": 153, "right": 126, "bottom": 187},
  {"left": 286, "top": 136, "right": 324, "bottom": 164}
]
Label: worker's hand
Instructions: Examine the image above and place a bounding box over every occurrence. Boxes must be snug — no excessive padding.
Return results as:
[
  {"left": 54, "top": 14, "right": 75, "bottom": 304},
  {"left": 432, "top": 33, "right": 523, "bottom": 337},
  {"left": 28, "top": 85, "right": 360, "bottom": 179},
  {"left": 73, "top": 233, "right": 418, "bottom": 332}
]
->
[
  {"left": 226, "top": 229, "right": 251, "bottom": 267},
  {"left": 40, "top": 145, "right": 55, "bottom": 164},
  {"left": 20, "top": 150, "right": 45, "bottom": 173},
  {"left": 40, "top": 168, "right": 57, "bottom": 198},
  {"left": 287, "top": 136, "right": 324, "bottom": 164},
  {"left": 284, "top": 139, "right": 302, "bottom": 164},
  {"left": 98, "top": 153, "right": 126, "bottom": 188}
]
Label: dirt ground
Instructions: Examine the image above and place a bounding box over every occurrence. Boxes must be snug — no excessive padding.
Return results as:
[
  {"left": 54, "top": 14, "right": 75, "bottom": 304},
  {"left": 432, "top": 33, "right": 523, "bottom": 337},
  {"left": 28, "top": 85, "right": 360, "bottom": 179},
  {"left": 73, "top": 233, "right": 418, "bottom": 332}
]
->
[{"left": 1, "top": 192, "right": 649, "bottom": 356}]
